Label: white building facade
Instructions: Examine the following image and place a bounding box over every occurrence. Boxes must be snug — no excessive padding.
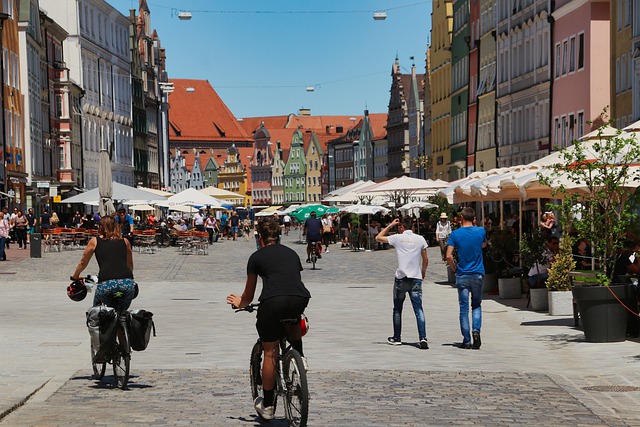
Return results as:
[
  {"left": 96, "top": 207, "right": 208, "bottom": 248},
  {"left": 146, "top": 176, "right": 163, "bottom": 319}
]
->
[{"left": 41, "top": 0, "right": 134, "bottom": 189}]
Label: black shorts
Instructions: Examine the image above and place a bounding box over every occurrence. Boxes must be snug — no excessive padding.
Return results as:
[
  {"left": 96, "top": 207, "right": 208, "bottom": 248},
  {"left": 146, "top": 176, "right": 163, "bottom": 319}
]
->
[{"left": 256, "top": 296, "right": 309, "bottom": 342}]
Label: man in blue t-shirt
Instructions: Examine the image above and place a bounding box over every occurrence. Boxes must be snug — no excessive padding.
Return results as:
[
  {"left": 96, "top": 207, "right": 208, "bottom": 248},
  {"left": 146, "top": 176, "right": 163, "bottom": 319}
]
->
[
  {"left": 446, "top": 207, "right": 487, "bottom": 350},
  {"left": 303, "top": 211, "right": 323, "bottom": 263}
]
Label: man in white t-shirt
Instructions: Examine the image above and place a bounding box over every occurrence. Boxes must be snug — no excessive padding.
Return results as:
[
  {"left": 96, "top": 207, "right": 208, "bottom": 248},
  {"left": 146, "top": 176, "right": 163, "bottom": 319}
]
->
[
  {"left": 376, "top": 216, "right": 429, "bottom": 349},
  {"left": 193, "top": 210, "right": 205, "bottom": 232}
]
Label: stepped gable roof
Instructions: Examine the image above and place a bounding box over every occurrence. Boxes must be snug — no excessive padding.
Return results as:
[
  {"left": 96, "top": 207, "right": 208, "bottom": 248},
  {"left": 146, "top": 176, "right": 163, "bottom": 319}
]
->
[{"left": 168, "top": 79, "right": 252, "bottom": 143}]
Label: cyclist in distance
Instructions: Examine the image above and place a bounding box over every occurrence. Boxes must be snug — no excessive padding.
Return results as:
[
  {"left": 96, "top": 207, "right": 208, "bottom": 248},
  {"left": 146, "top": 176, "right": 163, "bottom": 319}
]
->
[
  {"left": 303, "top": 211, "right": 323, "bottom": 263},
  {"left": 71, "top": 216, "right": 135, "bottom": 312},
  {"left": 226, "top": 219, "right": 311, "bottom": 420}
]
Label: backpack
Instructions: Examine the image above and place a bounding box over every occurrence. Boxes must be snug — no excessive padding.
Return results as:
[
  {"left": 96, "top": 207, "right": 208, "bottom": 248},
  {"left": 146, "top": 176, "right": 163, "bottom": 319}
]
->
[
  {"left": 86, "top": 306, "right": 118, "bottom": 362},
  {"left": 128, "top": 309, "right": 156, "bottom": 351}
]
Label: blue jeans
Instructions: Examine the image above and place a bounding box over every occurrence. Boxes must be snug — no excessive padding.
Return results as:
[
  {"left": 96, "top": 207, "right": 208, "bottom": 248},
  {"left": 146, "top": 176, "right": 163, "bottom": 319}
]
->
[
  {"left": 392, "top": 277, "right": 427, "bottom": 340},
  {"left": 0, "top": 236, "right": 5, "bottom": 259},
  {"left": 456, "top": 273, "right": 483, "bottom": 344}
]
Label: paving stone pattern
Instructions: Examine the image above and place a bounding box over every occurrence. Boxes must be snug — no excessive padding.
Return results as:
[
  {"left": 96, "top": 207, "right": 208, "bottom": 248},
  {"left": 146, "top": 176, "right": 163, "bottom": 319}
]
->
[{"left": 0, "top": 369, "right": 607, "bottom": 426}]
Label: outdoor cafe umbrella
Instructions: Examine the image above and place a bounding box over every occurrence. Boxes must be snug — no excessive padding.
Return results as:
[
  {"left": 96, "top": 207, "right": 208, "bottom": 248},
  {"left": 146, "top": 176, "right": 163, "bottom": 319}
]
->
[
  {"left": 290, "top": 204, "right": 328, "bottom": 222},
  {"left": 63, "top": 182, "right": 166, "bottom": 205},
  {"left": 157, "top": 188, "right": 225, "bottom": 209},
  {"left": 98, "top": 150, "right": 115, "bottom": 217}
]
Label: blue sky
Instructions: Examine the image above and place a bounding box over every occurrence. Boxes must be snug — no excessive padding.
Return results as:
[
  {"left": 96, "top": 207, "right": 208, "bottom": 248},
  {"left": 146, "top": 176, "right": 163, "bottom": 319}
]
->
[{"left": 107, "top": 1, "right": 432, "bottom": 118}]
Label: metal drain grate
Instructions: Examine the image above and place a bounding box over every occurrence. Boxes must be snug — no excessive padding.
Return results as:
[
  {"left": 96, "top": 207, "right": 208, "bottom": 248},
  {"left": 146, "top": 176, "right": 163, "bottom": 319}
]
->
[{"left": 583, "top": 385, "right": 640, "bottom": 392}]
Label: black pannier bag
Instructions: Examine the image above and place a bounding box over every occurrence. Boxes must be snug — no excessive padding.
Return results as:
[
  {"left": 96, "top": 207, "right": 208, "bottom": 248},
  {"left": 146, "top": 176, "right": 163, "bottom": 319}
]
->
[
  {"left": 128, "top": 309, "right": 156, "bottom": 351},
  {"left": 86, "top": 306, "right": 118, "bottom": 362}
]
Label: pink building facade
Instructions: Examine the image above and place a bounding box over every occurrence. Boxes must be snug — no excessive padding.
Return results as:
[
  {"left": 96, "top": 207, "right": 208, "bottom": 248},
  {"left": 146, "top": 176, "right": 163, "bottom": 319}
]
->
[{"left": 552, "top": 0, "right": 610, "bottom": 149}]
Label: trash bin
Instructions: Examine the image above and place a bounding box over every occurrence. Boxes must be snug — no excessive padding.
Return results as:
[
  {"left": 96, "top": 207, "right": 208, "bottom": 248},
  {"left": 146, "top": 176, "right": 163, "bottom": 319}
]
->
[{"left": 30, "top": 233, "right": 42, "bottom": 258}]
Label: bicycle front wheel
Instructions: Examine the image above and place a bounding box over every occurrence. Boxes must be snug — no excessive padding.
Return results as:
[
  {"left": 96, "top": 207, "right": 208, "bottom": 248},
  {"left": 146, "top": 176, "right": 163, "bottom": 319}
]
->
[
  {"left": 249, "top": 341, "right": 263, "bottom": 401},
  {"left": 283, "top": 350, "right": 308, "bottom": 427},
  {"left": 91, "top": 345, "right": 106, "bottom": 380},
  {"left": 113, "top": 325, "right": 130, "bottom": 389}
]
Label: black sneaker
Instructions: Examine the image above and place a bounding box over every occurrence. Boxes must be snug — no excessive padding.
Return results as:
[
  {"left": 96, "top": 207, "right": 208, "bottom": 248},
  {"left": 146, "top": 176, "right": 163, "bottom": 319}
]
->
[
  {"left": 306, "top": 259, "right": 311, "bottom": 263},
  {"left": 387, "top": 337, "right": 402, "bottom": 346},
  {"left": 472, "top": 331, "right": 481, "bottom": 349},
  {"left": 419, "top": 339, "right": 429, "bottom": 349},
  {"left": 458, "top": 342, "right": 472, "bottom": 349}
]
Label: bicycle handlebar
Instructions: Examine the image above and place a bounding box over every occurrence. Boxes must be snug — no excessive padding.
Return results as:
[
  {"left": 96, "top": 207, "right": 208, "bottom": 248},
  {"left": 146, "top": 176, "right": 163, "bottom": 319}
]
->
[{"left": 234, "top": 303, "right": 260, "bottom": 313}]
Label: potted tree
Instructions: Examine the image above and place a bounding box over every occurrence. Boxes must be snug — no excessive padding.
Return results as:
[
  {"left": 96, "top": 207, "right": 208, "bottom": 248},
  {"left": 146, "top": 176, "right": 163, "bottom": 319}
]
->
[
  {"left": 539, "top": 116, "right": 640, "bottom": 340},
  {"left": 520, "top": 230, "right": 550, "bottom": 311},
  {"left": 545, "top": 236, "right": 576, "bottom": 316}
]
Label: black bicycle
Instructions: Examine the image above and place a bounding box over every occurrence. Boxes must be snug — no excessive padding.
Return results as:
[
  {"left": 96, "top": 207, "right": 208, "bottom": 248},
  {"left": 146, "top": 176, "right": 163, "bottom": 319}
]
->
[
  {"left": 86, "top": 277, "right": 131, "bottom": 390},
  {"left": 236, "top": 304, "right": 309, "bottom": 427},
  {"left": 309, "top": 241, "right": 321, "bottom": 270}
]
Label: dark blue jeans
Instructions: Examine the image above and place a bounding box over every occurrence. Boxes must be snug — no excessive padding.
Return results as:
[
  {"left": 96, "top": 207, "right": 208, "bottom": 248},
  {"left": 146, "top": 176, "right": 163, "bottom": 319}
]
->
[
  {"left": 456, "top": 273, "right": 483, "bottom": 344},
  {"left": 392, "top": 277, "right": 427, "bottom": 341},
  {"left": 0, "top": 236, "right": 5, "bottom": 260}
]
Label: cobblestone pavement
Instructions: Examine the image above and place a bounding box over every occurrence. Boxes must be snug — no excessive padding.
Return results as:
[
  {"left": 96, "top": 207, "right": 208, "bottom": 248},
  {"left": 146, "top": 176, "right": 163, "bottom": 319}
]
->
[{"left": 1, "top": 229, "right": 640, "bottom": 426}]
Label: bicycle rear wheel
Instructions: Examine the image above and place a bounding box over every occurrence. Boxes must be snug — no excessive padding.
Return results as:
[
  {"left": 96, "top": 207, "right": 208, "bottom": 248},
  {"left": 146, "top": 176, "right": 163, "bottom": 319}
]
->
[
  {"left": 91, "top": 346, "right": 106, "bottom": 380},
  {"left": 113, "top": 323, "right": 130, "bottom": 389},
  {"left": 283, "top": 350, "right": 308, "bottom": 427}
]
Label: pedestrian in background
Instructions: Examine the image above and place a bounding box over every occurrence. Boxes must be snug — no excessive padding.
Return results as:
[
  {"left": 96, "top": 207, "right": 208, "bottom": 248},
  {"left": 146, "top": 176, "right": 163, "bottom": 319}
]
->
[
  {"left": 435, "top": 213, "right": 451, "bottom": 261},
  {"left": 446, "top": 207, "right": 487, "bottom": 350},
  {"left": 0, "top": 211, "right": 9, "bottom": 261},
  {"left": 376, "top": 217, "right": 429, "bottom": 349}
]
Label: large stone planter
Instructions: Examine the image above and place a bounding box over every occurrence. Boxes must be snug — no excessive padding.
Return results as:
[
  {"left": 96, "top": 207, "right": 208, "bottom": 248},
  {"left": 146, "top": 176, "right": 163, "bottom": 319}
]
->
[
  {"left": 529, "top": 288, "right": 549, "bottom": 311},
  {"left": 483, "top": 273, "right": 497, "bottom": 293},
  {"left": 572, "top": 284, "right": 635, "bottom": 343},
  {"left": 498, "top": 277, "right": 522, "bottom": 299},
  {"left": 548, "top": 290, "right": 573, "bottom": 316}
]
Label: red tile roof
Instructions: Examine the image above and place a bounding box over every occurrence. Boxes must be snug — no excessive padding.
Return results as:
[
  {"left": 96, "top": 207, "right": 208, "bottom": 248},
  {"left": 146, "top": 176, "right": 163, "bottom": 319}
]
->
[
  {"left": 368, "top": 113, "right": 388, "bottom": 141},
  {"left": 168, "top": 79, "right": 252, "bottom": 144}
]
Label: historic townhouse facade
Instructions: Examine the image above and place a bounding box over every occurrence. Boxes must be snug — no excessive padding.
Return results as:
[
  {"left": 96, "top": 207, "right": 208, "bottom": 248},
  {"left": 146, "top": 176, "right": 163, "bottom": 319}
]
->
[
  {"left": 19, "top": 0, "right": 49, "bottom": 200},
  {"left": 422, "top": 51, "right": 433, "bottom": 179},
  {"left": 450, "top": 0, "right": 470, "bottom": 180},
  {"left": 136, "top": 0, "right": 161, "bottom": 188},
  {"left": 328, "top": 129, "right": 356, "bottom": 191},
  {"left": 429, "top": 0, "right": 454, "bottom": 181},
  {"left": 169, "top": 149, "right": 189, "bottom": 193},
  {"left": 632, "top": 0, "right": 640, "bottom": 122},
  {"left": 467, "top": 0, "right": 479, "bottom": 175},
  {"left": 249, "top": 123, "right": 275, "bottom": 206},
  {"left": 129, "top": 9, "right": 146, "bottom": 188},
  {"left": 0, "top": 1, "right": 25, "bottom": 208},
  {"left": 271, "top": 141, "right": 285, "bottom": 206},
  {"left": 552, "top": 0, "right": 610, "bottom": 147},
  {"left": 43, "top": 0, "right": 135, "bottom": 189},
  {"left": 41, "top": 11, "right": 84, "bottom": 196},
  {"left": 475, "top": 0, "right": 498, "bottom": 172},
  {"left": 283, "top": 130, "right": 306, "bottom": 204},
  {"left": 304, "top": 133, "right": 323, "bottom": 203},
  {"left": 218, "top": 144, "right": 249, "bottom": 205},
  {"left": 386, "top": 56, "right": 414, "bottom": 178},
  {"left": 407, "top": 66, "right": 425, "bottom": 178},
  {"left": 611, "top": 0, "right": 634, "bottom": 127},
  {"left": 496, "top": 0, "right": 552, "bottom": 167}
]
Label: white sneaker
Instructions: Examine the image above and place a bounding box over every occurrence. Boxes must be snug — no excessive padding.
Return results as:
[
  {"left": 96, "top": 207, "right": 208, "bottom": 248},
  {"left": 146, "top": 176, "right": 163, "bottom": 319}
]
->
[
  {"left": 254, "top": 397, "right": 274, "bottom": 420},
  {"left": 325, "top": 248, "right": 329, "bottom": 253}
]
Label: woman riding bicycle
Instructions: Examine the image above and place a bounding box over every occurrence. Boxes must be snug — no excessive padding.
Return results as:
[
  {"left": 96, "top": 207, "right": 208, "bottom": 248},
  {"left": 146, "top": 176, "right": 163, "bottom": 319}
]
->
[
  {"left": 71, "top": 216, "right": 135, "bottom": 312},
  {"left": 226, "top": 219, "right": 311, "bottom": 420}
]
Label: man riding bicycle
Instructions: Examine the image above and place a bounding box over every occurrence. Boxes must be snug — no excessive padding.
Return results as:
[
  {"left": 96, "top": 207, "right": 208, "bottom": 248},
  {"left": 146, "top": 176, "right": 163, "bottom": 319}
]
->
[
  {"left": 303, "top": 211, "right": 323, "bottom": 263},
  {"left": 226, "top": 219, "right": 311, "bottom": 420}
]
